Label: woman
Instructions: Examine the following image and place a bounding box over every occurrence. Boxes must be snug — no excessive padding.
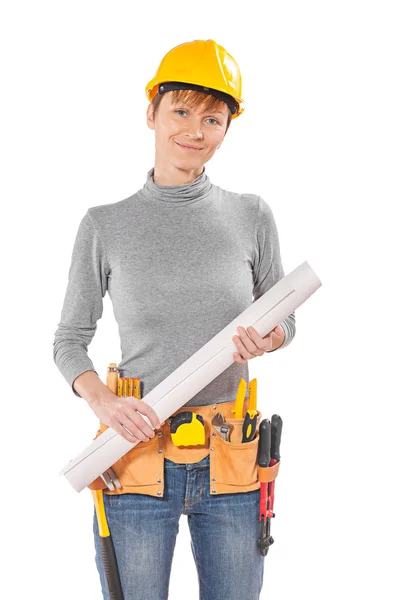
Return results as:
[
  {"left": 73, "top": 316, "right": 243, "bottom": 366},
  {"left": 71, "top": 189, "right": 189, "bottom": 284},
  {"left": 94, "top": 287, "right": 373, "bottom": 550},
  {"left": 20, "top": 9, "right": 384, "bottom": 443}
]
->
[{"left": 54, "top": 39, "right": 295, "bottom": 599}]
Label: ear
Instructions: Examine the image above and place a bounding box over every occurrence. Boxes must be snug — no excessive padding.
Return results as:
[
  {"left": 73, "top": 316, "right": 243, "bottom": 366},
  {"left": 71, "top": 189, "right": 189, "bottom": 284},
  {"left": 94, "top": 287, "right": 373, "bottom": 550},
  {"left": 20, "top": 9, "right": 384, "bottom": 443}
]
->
[{"left": 146, "top": 103, "right": 155, "bottom": 131}]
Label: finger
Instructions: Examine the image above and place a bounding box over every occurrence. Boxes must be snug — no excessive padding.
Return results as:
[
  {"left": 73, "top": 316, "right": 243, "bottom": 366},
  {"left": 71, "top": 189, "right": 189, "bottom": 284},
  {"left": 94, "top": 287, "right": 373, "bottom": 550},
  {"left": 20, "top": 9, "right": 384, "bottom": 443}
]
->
[
  {"left": 274, "top": 324, "right": 285, "bottom": 336},
  {"left": 114, "top": 422, "right": 140, "bottom": 444},
  {"left": 247, "top": 326, "right": 272, "bottom": 352},
  {"left": 130, "top": 398, "right": 161, "bottom": 429},
  {"left": 123, "top": 412, "right": 155, "bottom": 441},
  {"left": 233, "top": 351, "right": 247, "bottom": 364},
  {"left": 234, "top": 327, "right": 264, "bottom": 357},
  {"left": 232, "top": 334, "right": 257, "bottom": 359}
]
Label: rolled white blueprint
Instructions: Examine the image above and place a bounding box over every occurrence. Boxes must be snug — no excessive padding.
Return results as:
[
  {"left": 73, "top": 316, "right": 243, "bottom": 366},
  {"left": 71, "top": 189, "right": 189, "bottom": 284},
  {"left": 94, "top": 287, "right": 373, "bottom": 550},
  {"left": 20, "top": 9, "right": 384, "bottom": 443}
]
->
[{"left": 60, "top": 260, "right": 321, "bottom": 492}]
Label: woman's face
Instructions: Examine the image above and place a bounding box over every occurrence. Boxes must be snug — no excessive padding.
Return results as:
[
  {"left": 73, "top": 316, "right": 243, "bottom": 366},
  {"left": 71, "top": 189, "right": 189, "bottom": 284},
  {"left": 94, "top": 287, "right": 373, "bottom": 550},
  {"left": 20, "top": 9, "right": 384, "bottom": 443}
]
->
[{"left": 146, "top": 92, "right": 230, "bottom": 171}]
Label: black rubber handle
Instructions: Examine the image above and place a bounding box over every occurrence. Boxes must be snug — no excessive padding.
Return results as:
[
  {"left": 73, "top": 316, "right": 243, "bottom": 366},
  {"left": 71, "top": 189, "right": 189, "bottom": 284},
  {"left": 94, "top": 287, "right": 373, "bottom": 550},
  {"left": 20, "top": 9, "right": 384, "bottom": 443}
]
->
[
  {"left": 257, "top": 419, "right": 271, "bottom": 467},
  {"left": 271, "top": 414, "right": 283, "bottom": 461},
  {"left": 242, "top": 411, "right": 258, "bottom": 443},
  {"left": 100, "top": 536, "right": 124, "bottom": 599}
]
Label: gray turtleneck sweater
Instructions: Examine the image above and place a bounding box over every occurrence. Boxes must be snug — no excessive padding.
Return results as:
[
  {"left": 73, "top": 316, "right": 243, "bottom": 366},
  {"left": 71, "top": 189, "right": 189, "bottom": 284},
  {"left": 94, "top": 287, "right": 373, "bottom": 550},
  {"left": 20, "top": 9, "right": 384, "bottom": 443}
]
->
[{"left": 53, "top": 167, "right": 295, "bottom": 405}]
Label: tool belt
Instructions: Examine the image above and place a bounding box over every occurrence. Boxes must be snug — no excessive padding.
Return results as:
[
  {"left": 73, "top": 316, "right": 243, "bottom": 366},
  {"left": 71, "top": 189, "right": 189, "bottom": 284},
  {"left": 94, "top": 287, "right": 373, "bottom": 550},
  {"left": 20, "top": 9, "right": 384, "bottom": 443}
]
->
[{"left": 88, "top": 396, "right": 280, "bottom": 498}]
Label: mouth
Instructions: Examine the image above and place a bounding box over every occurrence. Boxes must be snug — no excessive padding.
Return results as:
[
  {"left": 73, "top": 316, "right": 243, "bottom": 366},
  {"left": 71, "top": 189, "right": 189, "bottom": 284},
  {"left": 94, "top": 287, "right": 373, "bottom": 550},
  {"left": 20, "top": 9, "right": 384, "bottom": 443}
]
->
[{"left": 176, "top": 142, "right": 203, "bottom": 151}]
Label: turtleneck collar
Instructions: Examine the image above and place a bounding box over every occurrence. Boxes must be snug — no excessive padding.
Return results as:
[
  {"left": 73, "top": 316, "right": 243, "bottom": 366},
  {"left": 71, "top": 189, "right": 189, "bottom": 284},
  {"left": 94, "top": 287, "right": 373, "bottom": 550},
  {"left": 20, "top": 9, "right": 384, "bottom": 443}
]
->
[{"left": 140, "top": 166, "right": 213, "bottom": 205}]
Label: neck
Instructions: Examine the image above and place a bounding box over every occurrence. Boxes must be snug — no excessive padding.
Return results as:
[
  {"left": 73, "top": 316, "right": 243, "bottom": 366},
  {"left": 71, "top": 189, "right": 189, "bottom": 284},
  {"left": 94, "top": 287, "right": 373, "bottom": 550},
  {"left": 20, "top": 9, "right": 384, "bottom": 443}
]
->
[
  {"left": 141, "top": 165, "right": 213, "bottom": 205},
  {"left": 152, "top": 161, "right": 205, "bottom": 186}
]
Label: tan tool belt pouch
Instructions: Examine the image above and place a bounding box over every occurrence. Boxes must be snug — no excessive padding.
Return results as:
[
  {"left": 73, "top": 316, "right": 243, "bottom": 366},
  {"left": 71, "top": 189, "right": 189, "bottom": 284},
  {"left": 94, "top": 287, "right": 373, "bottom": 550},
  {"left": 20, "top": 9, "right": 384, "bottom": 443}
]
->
[{"left": 88, "top": 397, "right": 279, "bottom": 498}]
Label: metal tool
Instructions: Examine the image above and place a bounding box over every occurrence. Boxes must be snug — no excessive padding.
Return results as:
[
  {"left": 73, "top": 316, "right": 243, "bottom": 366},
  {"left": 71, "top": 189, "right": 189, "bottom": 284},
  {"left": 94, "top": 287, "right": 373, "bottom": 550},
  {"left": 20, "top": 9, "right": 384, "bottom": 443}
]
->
[
  {"left": 211, "top": 412, "right": 233, "bottom": 441},
  {"left": 257, "top": 414, "right": 282, "bottom": 556},
  {"left": 257, "top": 418, "right": 273, "bottom": 556},
  {"left": 100, "top": 467, "right": 122, "bottom": 491}
]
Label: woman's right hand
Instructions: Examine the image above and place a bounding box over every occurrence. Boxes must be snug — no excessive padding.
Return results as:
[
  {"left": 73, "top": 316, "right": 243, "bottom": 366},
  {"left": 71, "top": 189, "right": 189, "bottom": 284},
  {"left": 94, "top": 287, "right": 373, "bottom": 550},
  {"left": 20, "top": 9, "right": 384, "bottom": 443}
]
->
[{"left": 87, "top": 389, "right": 165, "bottom": 443}]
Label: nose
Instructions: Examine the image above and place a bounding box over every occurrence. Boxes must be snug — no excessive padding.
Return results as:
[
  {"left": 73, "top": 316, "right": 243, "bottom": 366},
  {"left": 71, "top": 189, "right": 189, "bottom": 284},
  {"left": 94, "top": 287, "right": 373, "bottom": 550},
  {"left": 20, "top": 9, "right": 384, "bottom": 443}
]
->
[
  {"left": 185, "top": 130, "right": 204, "bottom": 141},
  {"left": 184, "top": 119, "right": 204, "bottom": 140}
]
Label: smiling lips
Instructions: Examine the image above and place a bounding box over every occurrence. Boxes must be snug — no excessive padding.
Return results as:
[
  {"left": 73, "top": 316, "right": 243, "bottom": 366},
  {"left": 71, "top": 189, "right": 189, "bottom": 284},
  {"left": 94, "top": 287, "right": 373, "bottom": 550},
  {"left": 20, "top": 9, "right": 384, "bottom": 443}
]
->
[{"left": 176, "top": 142, "right": 203, "bottom": 151}]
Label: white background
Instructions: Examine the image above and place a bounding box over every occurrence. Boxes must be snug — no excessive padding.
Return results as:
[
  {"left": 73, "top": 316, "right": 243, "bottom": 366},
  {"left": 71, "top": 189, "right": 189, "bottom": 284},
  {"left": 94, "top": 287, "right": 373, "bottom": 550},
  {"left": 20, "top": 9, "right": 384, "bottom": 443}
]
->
[{"left": 1, "top": 1, "right": 399, "bottom": 598}]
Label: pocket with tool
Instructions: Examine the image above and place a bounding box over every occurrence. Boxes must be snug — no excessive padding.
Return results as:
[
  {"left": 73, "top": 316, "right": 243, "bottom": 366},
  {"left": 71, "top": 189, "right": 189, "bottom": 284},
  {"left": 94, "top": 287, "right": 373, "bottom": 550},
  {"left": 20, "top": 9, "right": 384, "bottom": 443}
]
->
[
  {"left": 208, "top": 377, "right": 263, "bottom": 494},
  {"left": 210, "top": 419, "right": 261, "bottom": 489},
  {"left": 87, "top": 367, "right": 165, "bottom": 495}
]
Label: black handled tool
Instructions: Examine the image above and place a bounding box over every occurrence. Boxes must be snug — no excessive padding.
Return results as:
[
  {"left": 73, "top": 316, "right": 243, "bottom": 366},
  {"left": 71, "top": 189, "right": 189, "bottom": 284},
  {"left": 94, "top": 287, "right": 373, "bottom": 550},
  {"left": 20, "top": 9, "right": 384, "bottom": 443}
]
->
[
  {"left": 242, "top": 410, "right": 258, "bottom": 442},
  {"left": 257, "top": 414, "right": 283, "bottom": 556},
  {"left": 242, "top": 378, "right": 258, "bottom": 442},
  {"left": 257, "top": 419, "right": 273, "bottom": 556},
  {"left": 257, "top": 418, "right": 271, "bottom": 468},
  {"left": 271, "top": 414, "right": 282, "bottom": 462}
]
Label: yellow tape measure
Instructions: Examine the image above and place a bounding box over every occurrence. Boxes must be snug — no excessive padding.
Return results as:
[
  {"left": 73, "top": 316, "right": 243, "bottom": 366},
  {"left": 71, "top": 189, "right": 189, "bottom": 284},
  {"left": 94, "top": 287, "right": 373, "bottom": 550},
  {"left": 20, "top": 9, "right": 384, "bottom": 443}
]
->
[{"left": 169, "top": 411, "right": 205, "bottom": 447}]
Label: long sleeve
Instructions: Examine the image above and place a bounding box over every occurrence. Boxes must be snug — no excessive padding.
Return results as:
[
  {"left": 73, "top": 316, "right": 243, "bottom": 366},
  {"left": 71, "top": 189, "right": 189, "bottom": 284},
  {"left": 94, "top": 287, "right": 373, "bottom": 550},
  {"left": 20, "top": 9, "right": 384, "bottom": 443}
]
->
[
  {"left": 53, "top": 210, "right": 109, "bottom": 397},
  {"left": 252, "top": 196, "right": 296, "bottom": 351}
]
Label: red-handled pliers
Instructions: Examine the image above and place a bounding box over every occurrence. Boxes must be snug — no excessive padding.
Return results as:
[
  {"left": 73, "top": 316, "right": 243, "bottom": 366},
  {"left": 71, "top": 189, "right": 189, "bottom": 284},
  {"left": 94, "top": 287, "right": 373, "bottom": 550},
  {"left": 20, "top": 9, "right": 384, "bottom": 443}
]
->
[{"left": 257, "top": 414, "right": 282, "bottom": 556}]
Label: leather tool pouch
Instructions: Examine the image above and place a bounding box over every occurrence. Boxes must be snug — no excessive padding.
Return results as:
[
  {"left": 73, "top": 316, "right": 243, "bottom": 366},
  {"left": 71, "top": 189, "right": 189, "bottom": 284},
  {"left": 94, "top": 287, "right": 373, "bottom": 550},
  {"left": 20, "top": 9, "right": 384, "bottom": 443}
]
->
[
  {"left": 208, "top": 402, "right": 263, "bottom": 495},
  {"left": 87, "top": 397, "right": 275, "bottom": 497}
]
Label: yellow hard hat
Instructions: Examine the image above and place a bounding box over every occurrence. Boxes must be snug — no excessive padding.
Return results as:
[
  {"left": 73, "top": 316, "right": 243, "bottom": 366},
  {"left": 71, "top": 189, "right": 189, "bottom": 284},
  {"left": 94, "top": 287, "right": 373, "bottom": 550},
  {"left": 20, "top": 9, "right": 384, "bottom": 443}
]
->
[{"left": 145, "top": 39, "right": 245, "bottom": 119}]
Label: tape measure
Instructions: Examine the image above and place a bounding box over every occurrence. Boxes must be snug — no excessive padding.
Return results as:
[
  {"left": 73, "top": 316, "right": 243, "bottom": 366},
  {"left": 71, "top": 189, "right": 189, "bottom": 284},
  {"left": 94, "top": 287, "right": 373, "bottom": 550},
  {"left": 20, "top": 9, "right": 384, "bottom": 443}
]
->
[{"left": 169, "top": 411, "right": 205, "bottom": 447}]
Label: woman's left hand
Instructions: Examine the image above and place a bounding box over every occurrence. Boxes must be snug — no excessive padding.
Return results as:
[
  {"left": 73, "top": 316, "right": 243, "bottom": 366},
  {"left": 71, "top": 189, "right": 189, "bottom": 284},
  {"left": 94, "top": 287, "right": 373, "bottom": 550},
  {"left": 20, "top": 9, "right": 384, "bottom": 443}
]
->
[{"left": 232, "top": 325, "right": 285, "bottom": 364}]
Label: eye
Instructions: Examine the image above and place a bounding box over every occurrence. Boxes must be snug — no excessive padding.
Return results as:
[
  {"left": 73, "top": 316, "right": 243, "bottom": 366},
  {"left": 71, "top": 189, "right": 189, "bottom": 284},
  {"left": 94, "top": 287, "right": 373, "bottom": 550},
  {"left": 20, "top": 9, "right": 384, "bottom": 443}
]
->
[{"left": 175, "top": 109, "right": 219, "bottom": 125}]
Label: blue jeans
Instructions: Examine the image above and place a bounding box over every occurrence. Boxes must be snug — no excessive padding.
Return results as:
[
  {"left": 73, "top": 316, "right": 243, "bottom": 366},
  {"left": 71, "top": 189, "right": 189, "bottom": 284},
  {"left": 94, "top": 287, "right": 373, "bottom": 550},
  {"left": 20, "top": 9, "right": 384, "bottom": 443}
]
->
[{"left": 93, "top": 454, "right": 266, "bottom": 599}]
